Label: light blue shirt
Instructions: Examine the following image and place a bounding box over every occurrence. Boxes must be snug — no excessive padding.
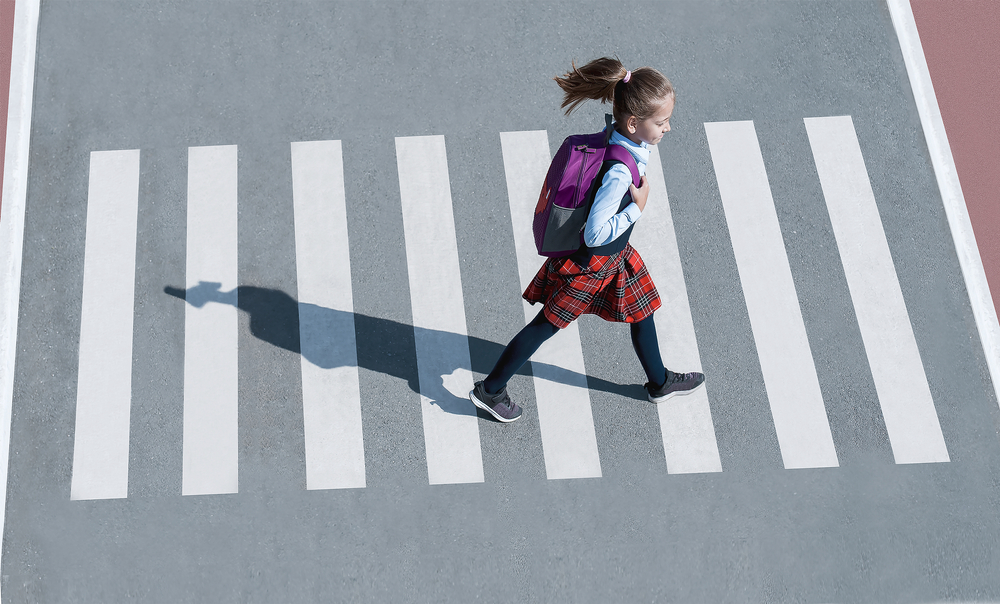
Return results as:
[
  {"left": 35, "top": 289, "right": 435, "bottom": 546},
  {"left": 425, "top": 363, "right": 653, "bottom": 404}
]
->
[{"left": 582, "top": 128, "right": 649, "bottom": 248}]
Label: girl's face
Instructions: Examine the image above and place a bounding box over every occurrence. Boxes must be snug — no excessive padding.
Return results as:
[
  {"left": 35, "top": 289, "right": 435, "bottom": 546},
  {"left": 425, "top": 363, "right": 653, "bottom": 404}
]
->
[{"left": 623, "top": 96, "right": 675, "bottom": 146}]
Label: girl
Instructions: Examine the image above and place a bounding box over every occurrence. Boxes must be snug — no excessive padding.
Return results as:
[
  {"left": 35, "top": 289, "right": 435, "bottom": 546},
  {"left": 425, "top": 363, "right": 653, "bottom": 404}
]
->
[{"left": 471, "top": 57, "right": 705, "bottom": 423}]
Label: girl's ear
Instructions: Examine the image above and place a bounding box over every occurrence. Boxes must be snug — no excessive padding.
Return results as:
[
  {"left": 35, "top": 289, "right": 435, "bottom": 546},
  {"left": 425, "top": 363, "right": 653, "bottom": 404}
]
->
[{"left": 627, "top": 115, "right": 638, "bottom": 134}]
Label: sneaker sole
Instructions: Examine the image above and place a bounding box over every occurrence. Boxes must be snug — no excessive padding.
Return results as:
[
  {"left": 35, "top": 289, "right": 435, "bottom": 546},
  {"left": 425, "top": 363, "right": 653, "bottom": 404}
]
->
[
  {"left": 648, "top": 380, "right": 705, "bottom": 404},
  {"left": 469, "top": 390, "right": 521, "bottom": 423}
]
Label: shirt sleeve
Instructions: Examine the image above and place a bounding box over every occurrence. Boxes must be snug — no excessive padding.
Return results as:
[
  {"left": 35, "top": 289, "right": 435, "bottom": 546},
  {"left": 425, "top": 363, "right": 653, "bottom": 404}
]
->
[{"left": 583, "top": 163, "right": 642, "bottom": 247}]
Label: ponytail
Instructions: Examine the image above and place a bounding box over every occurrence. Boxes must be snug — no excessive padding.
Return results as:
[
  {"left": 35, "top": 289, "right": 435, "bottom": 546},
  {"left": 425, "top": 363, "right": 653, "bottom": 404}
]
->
[{"left": 554, "top": 57, "right": 674, "bottom": 122}]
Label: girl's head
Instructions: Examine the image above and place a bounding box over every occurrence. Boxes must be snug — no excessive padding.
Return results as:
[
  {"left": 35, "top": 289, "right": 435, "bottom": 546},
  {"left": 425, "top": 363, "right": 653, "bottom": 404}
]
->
[{"left": 554, "top": 57, "right": 675, "bottom": 145}]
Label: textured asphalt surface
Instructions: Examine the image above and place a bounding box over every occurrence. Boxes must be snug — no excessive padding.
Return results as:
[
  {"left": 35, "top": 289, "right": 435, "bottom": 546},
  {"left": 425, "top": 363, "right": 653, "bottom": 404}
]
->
[{"left": 4, "top": 1, "right": 1000, "bottom": 601}]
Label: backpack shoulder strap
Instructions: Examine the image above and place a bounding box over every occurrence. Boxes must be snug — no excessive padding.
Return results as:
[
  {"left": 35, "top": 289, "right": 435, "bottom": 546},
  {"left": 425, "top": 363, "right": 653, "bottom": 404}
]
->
[
  {"left": 604, "top": 144, "right": 641, "bottom": 186},
  {"left": 602, "top": 114, "right": 641, "bottom": 186}
]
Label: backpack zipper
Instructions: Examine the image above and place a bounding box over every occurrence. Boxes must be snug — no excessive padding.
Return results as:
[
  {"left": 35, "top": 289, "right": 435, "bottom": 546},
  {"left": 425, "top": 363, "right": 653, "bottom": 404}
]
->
[{"left": 574, "top": 146, "right": 593, "bottom": 206}]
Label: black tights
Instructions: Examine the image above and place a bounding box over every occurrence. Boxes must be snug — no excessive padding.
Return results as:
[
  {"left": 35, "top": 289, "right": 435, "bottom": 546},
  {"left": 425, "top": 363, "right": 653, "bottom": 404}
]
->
[{"left": 482, "top": 310, "right": 667, "bottom": 394}]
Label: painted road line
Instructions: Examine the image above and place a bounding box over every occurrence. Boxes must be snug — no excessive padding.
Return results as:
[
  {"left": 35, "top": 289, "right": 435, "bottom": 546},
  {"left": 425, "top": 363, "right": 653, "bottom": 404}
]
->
[
  {"left": 499, "top": 130, "right": 602, "bottom": 480},
  {"left": 0, "top": 3, "right": 40, "bottom": 601},
  {"left": 290, "top": 140, "right": 366, "bottom": 490},
  {"left": 889, "top": 0, "right": 1000, "bottom": 413},
  {"left": 705, "top": 120, "right": 839, "bottom": 469},
  {"left": 182, "top": 145, "right": 239, "bottom": 496},
  {"left": 633, "top": 145, "right": 722, "bottom": 474},
  {"left": 805, "top": 115, "right": 949, "bottom": 464},
  {"left": 396, "top": 135, "right": 484, "bottom": 485},
  {"left": 70, "top": 150, "right": 141, "bottom": 500},
  {"left": 0, "top": 5, "right": 40, "bottom": 599}
]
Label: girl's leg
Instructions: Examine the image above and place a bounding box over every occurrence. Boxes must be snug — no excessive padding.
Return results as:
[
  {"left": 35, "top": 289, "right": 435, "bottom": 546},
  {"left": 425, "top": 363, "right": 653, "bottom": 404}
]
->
[
  {"left": 630, "top": 313, "right": 667, "bottom": 386},
  {"left": 483, "top": 309, "right": 560, "bottom": 393}
]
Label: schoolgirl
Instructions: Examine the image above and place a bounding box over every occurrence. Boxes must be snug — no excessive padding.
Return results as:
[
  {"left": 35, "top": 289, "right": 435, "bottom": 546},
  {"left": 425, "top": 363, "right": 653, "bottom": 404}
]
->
[{"left": 471, "top": 56, "right": 705, "bottom": 423}]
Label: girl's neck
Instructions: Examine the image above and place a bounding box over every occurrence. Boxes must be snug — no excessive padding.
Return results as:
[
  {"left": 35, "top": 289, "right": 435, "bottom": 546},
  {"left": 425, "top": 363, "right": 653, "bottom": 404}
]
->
[{"left": 614, "top": 124, "right": 644, "bottom": 146}]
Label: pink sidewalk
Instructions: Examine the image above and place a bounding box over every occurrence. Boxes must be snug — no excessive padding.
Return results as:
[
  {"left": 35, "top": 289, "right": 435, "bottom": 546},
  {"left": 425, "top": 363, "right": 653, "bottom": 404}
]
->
[
  {"left": 912, "top": 0, "right": 1000, "bottom": 312},
  {"left": 0, "top": 0, "right": 16, "bottom": 219}
]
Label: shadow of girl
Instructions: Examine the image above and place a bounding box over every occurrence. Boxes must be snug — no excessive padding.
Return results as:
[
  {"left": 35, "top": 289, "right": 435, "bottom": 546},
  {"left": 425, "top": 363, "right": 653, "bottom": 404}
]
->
[{"left": 164, "top": 282, "right": 641, "bottom": 413}]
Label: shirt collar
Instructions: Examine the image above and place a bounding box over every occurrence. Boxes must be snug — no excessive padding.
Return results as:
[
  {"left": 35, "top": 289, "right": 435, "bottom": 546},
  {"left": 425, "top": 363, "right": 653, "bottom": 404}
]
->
[{"left": 609, "top": 127, "right": 650, "bottom": 166}]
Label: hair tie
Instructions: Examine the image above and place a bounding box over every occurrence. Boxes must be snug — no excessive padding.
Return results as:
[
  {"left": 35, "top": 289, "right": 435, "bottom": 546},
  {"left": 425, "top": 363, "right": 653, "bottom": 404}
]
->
[{"left": 623, "top": 70, "right": 632, "bottom": 83}]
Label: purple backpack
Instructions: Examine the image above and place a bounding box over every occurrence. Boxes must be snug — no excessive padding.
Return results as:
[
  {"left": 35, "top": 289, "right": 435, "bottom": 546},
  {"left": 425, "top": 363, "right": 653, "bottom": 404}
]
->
[{"left": 533, "top": 114, "right": 641, "bottom": 257}]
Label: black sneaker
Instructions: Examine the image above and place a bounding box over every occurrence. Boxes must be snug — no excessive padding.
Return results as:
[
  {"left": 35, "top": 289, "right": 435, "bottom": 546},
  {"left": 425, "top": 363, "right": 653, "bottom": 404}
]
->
[
  {"left": 470, "top": 381, "right": 522, "bottom": 422},
  {"left": 645, "top": 370, "right": 705, "bottom": 403}
]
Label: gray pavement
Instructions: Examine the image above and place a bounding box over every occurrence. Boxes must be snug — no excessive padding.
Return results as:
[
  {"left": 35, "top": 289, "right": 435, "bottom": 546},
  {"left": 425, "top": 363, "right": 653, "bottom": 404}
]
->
[{"left": 4, "top": 1, "right": 1000, "bottom": 601}]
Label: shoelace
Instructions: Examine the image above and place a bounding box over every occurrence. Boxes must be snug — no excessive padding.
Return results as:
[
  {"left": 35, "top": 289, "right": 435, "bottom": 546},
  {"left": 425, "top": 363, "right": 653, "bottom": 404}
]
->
[
  {"left": 492, "top": 390, "right": 513, "bottom": 410},
  {"left": 665, "top": 371, "right": 691, "bottom": 387}
]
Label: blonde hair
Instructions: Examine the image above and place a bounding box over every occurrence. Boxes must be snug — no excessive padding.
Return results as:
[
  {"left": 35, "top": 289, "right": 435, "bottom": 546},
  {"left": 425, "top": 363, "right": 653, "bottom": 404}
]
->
[{"left": 554, "top": 57, "right": 674, "bottom": 122}]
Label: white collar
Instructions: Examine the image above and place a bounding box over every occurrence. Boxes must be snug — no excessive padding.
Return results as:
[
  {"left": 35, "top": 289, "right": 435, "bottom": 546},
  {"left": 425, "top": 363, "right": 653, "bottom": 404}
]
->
[{"left": 609, "top": 127, "right": 650, "bottom": 166}]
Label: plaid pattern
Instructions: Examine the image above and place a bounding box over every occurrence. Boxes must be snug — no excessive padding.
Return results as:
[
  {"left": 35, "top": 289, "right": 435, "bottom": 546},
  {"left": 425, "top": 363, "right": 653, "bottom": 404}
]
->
[{"left": 523, "top": 244, "right": 661, "bottom": 329}]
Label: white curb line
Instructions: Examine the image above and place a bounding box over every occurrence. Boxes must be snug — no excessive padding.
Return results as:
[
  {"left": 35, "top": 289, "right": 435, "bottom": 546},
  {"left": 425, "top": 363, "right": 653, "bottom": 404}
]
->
[
  {"left": 887, "top": 0, "right": 1000, "bottom": 409},
  {"left": 0, "top": 0, "right": 40, "bottom": 598}
]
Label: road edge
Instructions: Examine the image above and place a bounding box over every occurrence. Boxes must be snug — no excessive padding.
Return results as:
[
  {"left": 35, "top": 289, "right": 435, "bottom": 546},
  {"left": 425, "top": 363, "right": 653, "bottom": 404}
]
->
[
  {"left": 0, "top": 0, "right": 39, "bottom": 598},
  {"left": 887, "top": 0, "right": 1000, "bottom": 409}
]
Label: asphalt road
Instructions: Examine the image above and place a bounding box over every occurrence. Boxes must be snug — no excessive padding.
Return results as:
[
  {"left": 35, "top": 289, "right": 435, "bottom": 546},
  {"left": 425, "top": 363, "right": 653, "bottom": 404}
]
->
[{"left": 3, "top": 1, "right": 999, "bottom": 602}]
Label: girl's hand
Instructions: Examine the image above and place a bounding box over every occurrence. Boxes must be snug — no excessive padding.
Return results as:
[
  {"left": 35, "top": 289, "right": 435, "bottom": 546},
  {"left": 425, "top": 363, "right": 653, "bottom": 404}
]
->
[{"left": 630, "top": 176, "right": 650, "bottom": 212}]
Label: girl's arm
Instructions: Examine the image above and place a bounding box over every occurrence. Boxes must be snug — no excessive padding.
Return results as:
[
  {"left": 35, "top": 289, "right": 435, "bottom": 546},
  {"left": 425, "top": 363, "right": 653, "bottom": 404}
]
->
[
  {"left": 630, "top": 176, "right": 650, "bottom": 212},
  {"left": 583, "top": 165, "right": 643, "bottom": 247}
]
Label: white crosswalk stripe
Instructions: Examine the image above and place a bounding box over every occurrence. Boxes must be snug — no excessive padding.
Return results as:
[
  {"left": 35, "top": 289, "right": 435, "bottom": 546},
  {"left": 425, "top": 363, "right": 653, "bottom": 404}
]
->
[
  {"left": 71, "top": 149, "right": 140, "bottom": 500},
  {"left": 805, "top": 115, "right": 949, "bottom": 464},
  {"left": 706, "top": 121, "right": 839, "bottom": 469},
  {"left": 633, "top": 145, "right": 723, "bottom": 474},
  {"left": 396, "top": 135, "right": 485, "bottom": 485},
  {"left": 500, "top": 130, "right": 603, "bottom": 480},
  {"left": 67, "top": 116, "right": 952, "bottom": 500},
  {"left": 291, "top": 140, "right": 367, "bottom": 490},
  {"left": 182, "top": 145, "right": 239, "bottom": 496}
]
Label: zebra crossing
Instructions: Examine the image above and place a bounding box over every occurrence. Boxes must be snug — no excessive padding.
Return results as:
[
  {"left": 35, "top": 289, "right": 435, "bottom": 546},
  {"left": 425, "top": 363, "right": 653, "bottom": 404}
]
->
[{"left": 68, "top": 115, "right": 949, "bottom": 501}]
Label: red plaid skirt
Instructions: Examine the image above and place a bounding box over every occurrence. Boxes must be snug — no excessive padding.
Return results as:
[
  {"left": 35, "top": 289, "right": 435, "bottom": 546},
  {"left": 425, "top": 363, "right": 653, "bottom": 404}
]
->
[{"left": 523, "top": 244, "right": 661, "bottom": 329}]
